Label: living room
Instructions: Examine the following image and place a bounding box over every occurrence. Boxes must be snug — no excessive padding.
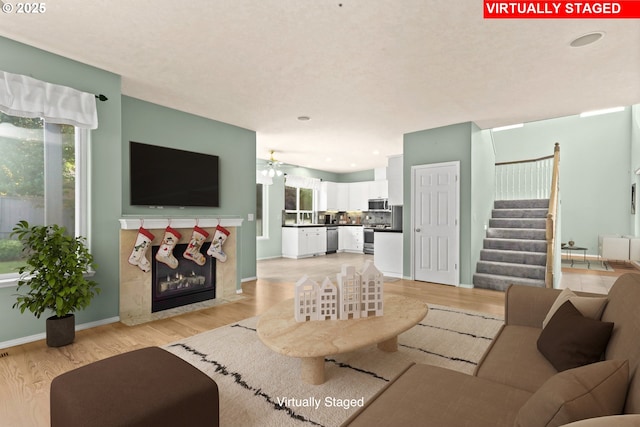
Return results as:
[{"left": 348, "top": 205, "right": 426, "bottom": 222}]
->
[{"left": 1, "top": 3, "right": 640, "bottom": 426}]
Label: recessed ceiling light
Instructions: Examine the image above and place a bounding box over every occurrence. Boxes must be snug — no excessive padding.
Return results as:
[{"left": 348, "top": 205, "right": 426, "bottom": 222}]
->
[
  {"left": 350, "top": 163, "right": 357, "bottom": 168},
  {"left": 373, "top": 150, "right": 380, "bottom": 155},
  {"left": 297, "top": 116, "right": 311, "bottom": 121},
  {"left": 570, "top": 31, "right": 605, "bottom": 48}
]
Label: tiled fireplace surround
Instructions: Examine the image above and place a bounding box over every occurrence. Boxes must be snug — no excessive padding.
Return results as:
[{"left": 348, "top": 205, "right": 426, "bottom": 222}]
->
[{"left": 119, "top": 217, "right": 243, "bottom": 325}]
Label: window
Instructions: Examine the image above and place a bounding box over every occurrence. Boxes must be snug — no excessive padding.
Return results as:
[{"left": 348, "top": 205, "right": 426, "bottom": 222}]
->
[
  {"left": 284, "top": 185, "right": 316, "bottom": 224},
  {"left": 0, "top": 111, "right": 88, "bottom": 281},
  {"left": 256, "top": 183, "right": 268, "bottom": 238}
]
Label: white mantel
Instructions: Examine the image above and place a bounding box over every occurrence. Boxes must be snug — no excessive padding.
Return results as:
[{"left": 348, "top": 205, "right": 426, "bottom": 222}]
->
[{"left": 119, "top": 217, "right": 243, "bottom": 230}]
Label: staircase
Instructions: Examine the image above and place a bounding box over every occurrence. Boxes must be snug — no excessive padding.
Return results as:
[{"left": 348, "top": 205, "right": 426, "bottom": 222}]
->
[{"left": 473, "top": 199, "right": 549, "bottom": 291}]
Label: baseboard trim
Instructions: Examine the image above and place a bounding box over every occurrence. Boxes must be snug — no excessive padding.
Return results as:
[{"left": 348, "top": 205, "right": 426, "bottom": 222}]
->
[
  {"left": 0, "top": 316, "right": 120, "bottom": 350},
  {"left": 241, "top": 276, "right": 257, "bottom": 283}
]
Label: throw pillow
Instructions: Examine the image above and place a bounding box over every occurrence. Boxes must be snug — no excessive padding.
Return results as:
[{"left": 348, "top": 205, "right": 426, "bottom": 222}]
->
[
  {"left": 514, "top": 359, "right": 629, "bottom": 427},
  {"left": 542, "top": 287, "right": 608, "bottom": 328},
  {"left": 538, "top": 300, "right": 614, "bottom": 372}
]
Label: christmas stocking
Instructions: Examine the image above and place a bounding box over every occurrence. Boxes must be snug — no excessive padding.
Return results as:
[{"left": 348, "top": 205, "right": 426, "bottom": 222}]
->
[
  {"left": 128, "top": 227, "right": 155, "bottom": 272},
  {"left": 155, "top": 226, "right": 182, "bottom": 269},
  {"left": 207, "top": 225, "right": 230, "bottom": 262},
  {"left": 183, "top": 226, "right": 210, "bottom": 266}
]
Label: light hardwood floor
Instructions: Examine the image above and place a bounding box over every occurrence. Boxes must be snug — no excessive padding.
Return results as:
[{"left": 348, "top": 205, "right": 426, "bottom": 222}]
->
[{"left": 0, "top": 253, "right": 634, "bottom": 426}]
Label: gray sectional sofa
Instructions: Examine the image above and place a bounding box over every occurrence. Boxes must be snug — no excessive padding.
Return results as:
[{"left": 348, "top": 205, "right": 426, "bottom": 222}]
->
[{"left": 344, "top": 273, "right": 640, "bottom": 426}]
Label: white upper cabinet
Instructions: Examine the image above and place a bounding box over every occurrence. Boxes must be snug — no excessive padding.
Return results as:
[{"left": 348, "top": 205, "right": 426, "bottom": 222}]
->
[
  {"left": 348, "top": 181, "right": 369, "bottom": 211},
  {"left": 318, "top": 174, "right": 390, "bottom": 212},
  {"left": 369, "top": 180, "right": 388, "bottom": 199},
  {"left": 387, "top": 155, "right": 403, "bottom": 206}
]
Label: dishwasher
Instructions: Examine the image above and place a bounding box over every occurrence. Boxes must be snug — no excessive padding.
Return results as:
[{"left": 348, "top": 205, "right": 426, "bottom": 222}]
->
[{"left": 326, "top": 226, "right": 338, "bottom": 254}]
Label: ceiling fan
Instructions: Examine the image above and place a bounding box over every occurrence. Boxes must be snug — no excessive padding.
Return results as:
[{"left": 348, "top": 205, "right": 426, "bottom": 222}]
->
[{"left": 261, "top": 150, "right": 284, "bottom": 177}]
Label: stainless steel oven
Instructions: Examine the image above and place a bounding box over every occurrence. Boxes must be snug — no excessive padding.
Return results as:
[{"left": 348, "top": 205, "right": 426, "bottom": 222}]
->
[{"left": 364, "top": 227, "right": 374, "bottom": 254}]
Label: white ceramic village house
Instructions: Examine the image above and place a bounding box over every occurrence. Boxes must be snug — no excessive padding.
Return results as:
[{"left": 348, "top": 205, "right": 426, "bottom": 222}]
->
[{"left": 294, "top": 261, "right": 384, "bottom": 322}]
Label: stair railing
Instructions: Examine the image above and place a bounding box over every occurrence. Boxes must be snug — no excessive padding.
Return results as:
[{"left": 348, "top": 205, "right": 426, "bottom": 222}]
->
[
  {"left": 546, "top": 143, "right": 560, "bottom": 288},
  {"left": 495, "top": 153, "right": 555, "bottom": 200}
]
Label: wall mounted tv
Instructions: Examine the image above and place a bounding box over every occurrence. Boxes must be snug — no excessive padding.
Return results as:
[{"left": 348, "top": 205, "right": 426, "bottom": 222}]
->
[{"left": 130, "top": 141, "right": 219, "bottom": 207}]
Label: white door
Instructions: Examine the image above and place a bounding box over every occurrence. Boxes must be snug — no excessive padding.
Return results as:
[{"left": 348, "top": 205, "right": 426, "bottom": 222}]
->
[{"left": 412, "top": 162, "right": 459, "bottom": 286}]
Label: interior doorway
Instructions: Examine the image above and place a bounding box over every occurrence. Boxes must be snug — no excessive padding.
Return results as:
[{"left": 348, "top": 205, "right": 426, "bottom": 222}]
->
[{"left": 411, "top": 161, "right": 460, "bottom": 286}]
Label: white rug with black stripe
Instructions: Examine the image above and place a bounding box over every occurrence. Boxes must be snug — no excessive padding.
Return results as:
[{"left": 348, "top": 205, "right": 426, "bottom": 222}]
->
[{"left": 163, "top": 304, "right": 503, "bottom": 427}]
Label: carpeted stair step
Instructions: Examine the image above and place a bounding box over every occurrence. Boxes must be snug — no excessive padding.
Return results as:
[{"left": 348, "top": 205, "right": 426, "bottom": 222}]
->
[
  {"left": 472, "top": 273, "right": 546, "bottom": 292},
  {"left": 494, "top": 199, "right": 549, "bottom": 209},
  {"left": 480, "top": 248, "right": 547, "bottom": 266},
  {"left": 476, "top": 260, "right": 546, "bottom": 280},
  {"left": 487, "top": 227, "right": 546, "bottom": 240},
  {"left": 483, "top": 238, "right": 547, "bottom": 253},
  {"left": 491, "top": 208, "right": 548, "bottom": 219},
  {"left": 489, "top": 218, "right": 546, "bottom": 229}
]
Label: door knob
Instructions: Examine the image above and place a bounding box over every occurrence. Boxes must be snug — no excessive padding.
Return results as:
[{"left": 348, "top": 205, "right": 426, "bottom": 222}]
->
[{"left": 416, "top": 228, "right": 421, "bottom": 232}]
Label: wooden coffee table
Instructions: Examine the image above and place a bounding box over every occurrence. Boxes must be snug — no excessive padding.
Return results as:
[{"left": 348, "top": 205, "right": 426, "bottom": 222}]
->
[{"left": 256, "top": 294, "right": 428, "bottom": 385}]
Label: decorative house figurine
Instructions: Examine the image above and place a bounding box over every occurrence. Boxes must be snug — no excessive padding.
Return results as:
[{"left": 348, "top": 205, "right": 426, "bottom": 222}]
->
[
  {"left": 337, "top": 265, "right": 361, "bottom": 320},
  {"left": 318, "top": 278, "right": 338, "bottom": 320},
  {"left": 294, "top": 275, "right": 319, "bottom": 322},
  {"left": 294, "top": 263, "right": 385, "bottom": 322},
  {"left": 359, "top": 260, "right": 384, "bottom": 317}
]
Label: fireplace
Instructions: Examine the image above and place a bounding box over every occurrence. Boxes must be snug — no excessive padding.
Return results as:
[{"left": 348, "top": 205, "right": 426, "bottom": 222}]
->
[{"left": 151, "top": 243, "right": 216, "bottom": 313}]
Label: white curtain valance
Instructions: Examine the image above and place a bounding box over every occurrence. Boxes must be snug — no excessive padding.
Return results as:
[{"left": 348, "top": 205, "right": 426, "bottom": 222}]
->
[
  {"left": 0, "top": 71, "right": 98, "bottom": 129},
  {"left": 285, "top": 175, "right": 321, "bottom": 190}
]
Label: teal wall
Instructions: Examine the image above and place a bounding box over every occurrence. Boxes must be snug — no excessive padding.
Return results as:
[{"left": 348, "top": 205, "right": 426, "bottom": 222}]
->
[
  {"left": 0, "top": 36, "right": 122, "bottom": 343},
  {"left": 492, "top": 109, "right": 632, "bottom": 255},
  {"left": 403, "top": 122, "right": 474, "bottom": 284},
  {"left": 121, "top": 96, "right": 257, "bottom": 281},
  {"left": 0, "top": 37, "right": 257, "bottom": 346}
]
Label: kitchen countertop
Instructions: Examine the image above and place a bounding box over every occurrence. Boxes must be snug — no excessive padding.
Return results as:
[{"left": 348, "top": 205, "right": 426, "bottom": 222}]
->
[
  {"left": 281, "top": 224, "right": 401, "bottom": 231},
  {"left": 282, "top": 223, "right": 364, "bottom": 227}
]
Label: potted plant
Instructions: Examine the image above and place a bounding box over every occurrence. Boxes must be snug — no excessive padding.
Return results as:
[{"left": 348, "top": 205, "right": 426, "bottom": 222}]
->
[{"left": 10, "top": 220, "right": 100, "bottom": 347}]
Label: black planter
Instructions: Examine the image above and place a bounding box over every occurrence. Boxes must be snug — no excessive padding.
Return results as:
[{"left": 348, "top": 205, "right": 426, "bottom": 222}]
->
[{"left": 46, "top": 314, "right": 75, "bottom": 347}]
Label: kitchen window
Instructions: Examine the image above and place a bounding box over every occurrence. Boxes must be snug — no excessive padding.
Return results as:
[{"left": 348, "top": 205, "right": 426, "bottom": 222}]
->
[
  {"left": 0, "top": 111, "right": 89, "bottom": 283},
  {"left": 284, "top": 176, "right": 320, "bottom": 224}
]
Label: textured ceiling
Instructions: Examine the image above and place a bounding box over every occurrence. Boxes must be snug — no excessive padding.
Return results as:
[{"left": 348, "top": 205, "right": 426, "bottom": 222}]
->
[{"left": 1, "top": 0, "right": 639, "bottom": 172}]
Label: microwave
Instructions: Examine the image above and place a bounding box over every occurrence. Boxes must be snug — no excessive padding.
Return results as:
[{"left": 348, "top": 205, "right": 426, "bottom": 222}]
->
[{"left": 368, "top": 198, "right": 389, "bottom": 211}]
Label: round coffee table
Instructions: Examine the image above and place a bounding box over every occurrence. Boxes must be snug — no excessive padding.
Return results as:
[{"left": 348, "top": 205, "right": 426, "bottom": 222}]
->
[{"left": 256, "top": 294, "right": 428, "bottom": 385}]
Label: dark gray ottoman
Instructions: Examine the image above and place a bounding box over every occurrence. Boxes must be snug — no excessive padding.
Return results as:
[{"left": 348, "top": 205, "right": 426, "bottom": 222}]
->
[{"left": 50, "top": 346, "right": 219, "bottom": 427}]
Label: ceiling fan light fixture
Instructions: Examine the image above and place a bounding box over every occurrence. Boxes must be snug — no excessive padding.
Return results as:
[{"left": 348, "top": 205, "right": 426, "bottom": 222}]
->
[
  {"left": 262, "top": 150, "right": 283, "bottom": 180},
  {"left": 570, "top": 31, "right": 605, "bottom": 48}
]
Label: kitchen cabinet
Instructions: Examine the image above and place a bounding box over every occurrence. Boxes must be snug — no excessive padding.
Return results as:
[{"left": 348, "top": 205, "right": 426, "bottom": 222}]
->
[
  {"left": 369, "top": 180, "right": 388, "bottom": 199},
  {"left": 338, "top": 226, "right": 363, "bottom": 253},
  {"left": 348, "top": 182, "right": 369, "bottom": 211},
  {"left": 320, "top": 180, "right": 389, "bottom": 212},
  {"left": 282, "top": 227, "right": 327, "bottom": 259},
  {"left": 387, "top": 155, "right": 403, "bottom": 206},
  {"left": 374, "top": 231, "right": 403, "bottom": 277},
  {"left": 318, "top": 182, "right": 348, "bottom": 211}
]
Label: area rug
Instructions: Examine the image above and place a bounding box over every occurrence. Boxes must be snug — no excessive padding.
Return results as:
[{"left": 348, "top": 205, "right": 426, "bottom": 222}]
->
[{"left": 163, "top": 304, "right": 503, "bottom": 427}]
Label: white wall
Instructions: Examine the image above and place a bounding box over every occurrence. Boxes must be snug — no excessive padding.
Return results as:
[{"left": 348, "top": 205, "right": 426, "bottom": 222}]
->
[{"left": 470, "top": 126, "right": 496, "bottom": 286}]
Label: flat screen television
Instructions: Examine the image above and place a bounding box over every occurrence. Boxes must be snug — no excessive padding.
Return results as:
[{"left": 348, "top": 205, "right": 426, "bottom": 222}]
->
[{"left": 130, "top": 141, "right": 219, "bottom": 207}]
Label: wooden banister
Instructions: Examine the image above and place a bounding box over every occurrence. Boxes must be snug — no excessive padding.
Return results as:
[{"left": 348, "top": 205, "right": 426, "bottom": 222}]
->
[
  {"left": 495, "top": 153, "right": 554, "bottom": 167},
  {"left": 545, "top": 143, "right": 560, "bottom": 288}
]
